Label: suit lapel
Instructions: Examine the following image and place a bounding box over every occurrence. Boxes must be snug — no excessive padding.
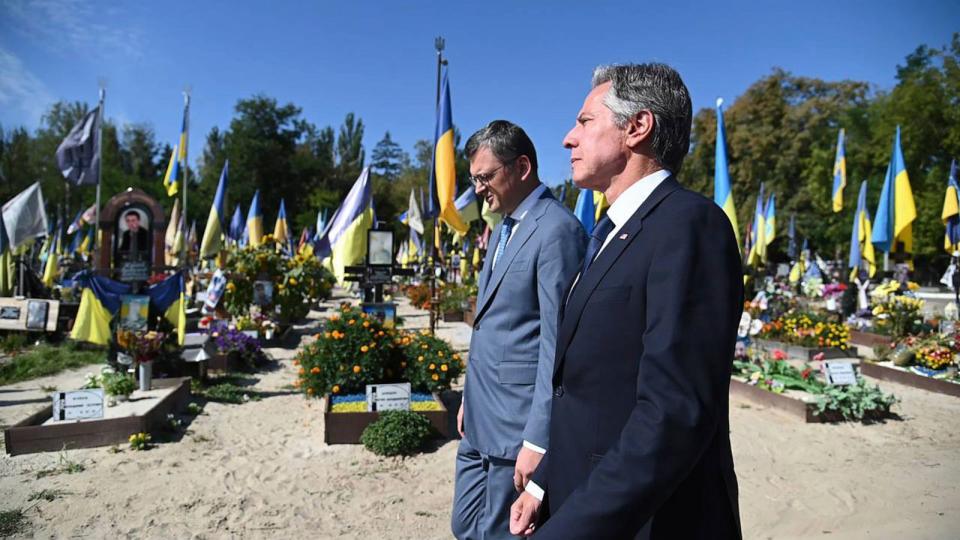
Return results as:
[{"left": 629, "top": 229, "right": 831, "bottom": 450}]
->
[
  {"left": 555, "top": 177, "right": 682, "bottom": 372},
  {"left": 477, "top": 221, "right": 501, "bottom": 302}
]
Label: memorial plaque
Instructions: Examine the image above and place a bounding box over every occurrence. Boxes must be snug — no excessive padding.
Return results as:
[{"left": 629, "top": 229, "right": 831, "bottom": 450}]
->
[
  {"left": 119, "top": 260, "right": 150, "bottom": 283},
  {"left": 365, "top": 383, "right": 411, "bottom": 412},
  {"left": 51, "top": 389, "right": 105, "bottom": 421},
  {"left": 823, "top": 361, "right": 858, "bottom": 386},
  {"left": 0, "top": 306, "right": 20, "bottom": 320}
]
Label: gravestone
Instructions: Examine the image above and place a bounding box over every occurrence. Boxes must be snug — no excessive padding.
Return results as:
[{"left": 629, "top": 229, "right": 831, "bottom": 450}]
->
[{"left": 96, "top": 188, "right": 167, "bottom": 285}]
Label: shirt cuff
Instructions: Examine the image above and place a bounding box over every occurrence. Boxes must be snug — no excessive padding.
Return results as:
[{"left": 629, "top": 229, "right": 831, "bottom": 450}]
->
[
  {"left": 522, "top": 440, "right": 546, "bottom": 454},
  {"left": 525, "top": 480, "right": 544, "bottom": 501}
]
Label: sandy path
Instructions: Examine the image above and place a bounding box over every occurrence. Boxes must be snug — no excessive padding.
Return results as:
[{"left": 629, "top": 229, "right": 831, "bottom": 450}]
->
[{"left": 1, "top": 289, "right": 958, "bottom": 539}]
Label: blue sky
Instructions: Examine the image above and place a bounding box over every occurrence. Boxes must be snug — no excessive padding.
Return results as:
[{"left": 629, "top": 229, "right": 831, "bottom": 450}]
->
[{"left": 1, "top": 0, "right": 958, "bottom": 187}]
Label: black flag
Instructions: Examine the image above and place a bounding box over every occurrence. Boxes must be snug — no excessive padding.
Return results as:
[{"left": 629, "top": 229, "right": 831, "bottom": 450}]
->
[{"left": 55, "top": 107, "right": 100, "bottom": 185}]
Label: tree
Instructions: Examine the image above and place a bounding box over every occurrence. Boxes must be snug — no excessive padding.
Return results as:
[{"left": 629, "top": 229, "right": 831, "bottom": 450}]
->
[{"left": 371, "top": 131, "right": 406, "bottom": 181}]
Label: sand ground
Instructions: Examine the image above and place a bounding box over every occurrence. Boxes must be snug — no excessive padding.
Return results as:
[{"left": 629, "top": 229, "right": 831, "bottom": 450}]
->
[{"left": 1, "top": 289, "right": 959, "bottom": 539}]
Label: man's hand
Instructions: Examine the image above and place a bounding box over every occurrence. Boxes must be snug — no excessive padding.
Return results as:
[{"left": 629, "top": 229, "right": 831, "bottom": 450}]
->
[
  {"left": 514, "top": 446, "right": 544, "bottom": 492},
  {"left": 457, "top": 401, "right": 465, "bottom": 438},
  {"left": 509, "top": 491, "right": 541, "bottom": 537}
]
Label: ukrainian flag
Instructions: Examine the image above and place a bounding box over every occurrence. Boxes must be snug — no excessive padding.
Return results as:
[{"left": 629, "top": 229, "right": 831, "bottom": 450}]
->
[
  {"left": 574, "top": 188, "right": 596, "bottom": 235},
  {"left": 454, "top": 188, "right": 480, "bottom": 224},
  {"left": 0, "top": 208, "right": 11, "bottom": 295},
  {"left": 161, "top": 273, "right": 187, "bottom": 346},
  {"left": 42, "top": 223, "right": 62, "bottom": 287},
  {"left": 229, "top": 204, "right": 244, "bottom": 244},
  {"left": 849, "top": 180, "right": 876, "bottom": 279},
  {"left": 246, "top": 190, "right": 263, "bottom": 247},
  {"left": 316, "top": 167, "right": 374, "bottom": 283},
  {"left": 594, "top": 191, "right": 608, "bottom": 222},
  {"left": 871, "top": 126, "right": 916, "bottom": 259},
  {"left": 432, "top": 71, "right": 468, "bottom": 235},
  {"left": 714, "top": 98, "right": 740, "bottom": 247},
  {"left": 165, "top": 198, "right": 180, "bottom": 265},
  {"left": 177, "top": 96, "right": 189, "bottom": 173},
  {"left": 200, "top": 160, "right": 228, "bottom": 259},
  {"left": 162, "top": 144, "right": 180, "bottom": 197},
  {"left": 747, "top": 184, "right": 766, "bottom": 267},
  {"left": 941, "top": 160, "right": 960, "bottom": 254},
  {"left": 274, "top": 198, "right": 290, "bottom": 252},
  {"left": 79, "top": 226, "right": 94, "bottom": 257},
  {"left": 764, "top": 192, "right": 776, "bottom": 248},
  {"left": 832, "top": 129, "right": 847, "bottom": 212}
]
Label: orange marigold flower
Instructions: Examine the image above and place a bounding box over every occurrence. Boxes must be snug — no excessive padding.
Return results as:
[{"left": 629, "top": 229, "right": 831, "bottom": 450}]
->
[
  {"left": 293, "top": 359, "right": 300, "bottom": 366},
  {"left": 324, "top": 332, "right": 331, "bottom": 339},
  {"left": 361, "top": 345, "right": 369, "bottom": 353},
  {"left": 438, "top": 351, "right": 444, "bottom": 358},
  {"left": 306, "top": 387, "right": 314, "bottom": 395},
  {"left": 363, "top": 321, "right": 370, "bottom": 328},
  {"left": 353, "top": 365, "right": 361, "bottom": 373},
  {"left": 332, "top": 385, "right": 340, "bottom": 394},
  {"left": 348, "top": 319, "right": 356, "bottom": 325},
  {"left": 431, "top": 374, "right": 439, "bottom": 381},
  {"left": 310, "top": 367, "right": 321, "bottom": 374},
  {"left": 452, "top": 354, "right": 460, "bottom": 361},
  {"left": 441, "top": 364, "right": 448, "bottom": 372},
  {"left": 400, "top": 361, "right": 407, "bottom": 368},
  {"left": 417, "top": 356, "right": 424, "bottom": 362},
  {"left": 429, "top": 363, "right": 436, "bottom": 370},
  {"left": 298, "top": 367, "right": 305, "bottom": 375}
]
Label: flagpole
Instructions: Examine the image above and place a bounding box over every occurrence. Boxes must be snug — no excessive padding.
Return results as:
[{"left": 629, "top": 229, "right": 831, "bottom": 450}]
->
[
  {"left": 180, "top": 90, "right": 190, "bottom": 272},
  {"left": 429, "top": 36, "right": 448, "bottom": 335},
  {"left": 94, "top": 86, "right": 105, "bottom": 273}
]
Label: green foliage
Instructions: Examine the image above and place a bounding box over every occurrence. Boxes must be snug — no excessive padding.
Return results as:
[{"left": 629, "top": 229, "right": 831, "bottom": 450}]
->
[
  {"left": 128, "top": 432, "right": 152, "bottom": 451},
  {"left": 100, "top": 371, "right": 136, "bottom": 397},
  {"left": 360, "top": 410, "right": 433, "bottom": 456},
  {"left": 295, "top": 305, "right": 396, "bottom": 396},
  {"left": 0, "top": 508, "right": 28, "bottom": 537},
  {"left": 815, "top": 379, "right": 899, "bottom": 421},
  {"left": 398, "top": 331, "right": 464, "bottom": 393},
  {"left": 28, "top": 489, "right": 66, "bottom": 502},
  {"left": 186, "top": 402, "right": 203, "bottom": 415},
  {"left": 0, "top": 332, "right": 28, "bottom": 354},
  {"left": 0, "top": 343, "right": 105, "bottom": 386},
  {"left": 200, "top": 382, "right": 260, "bottom": 404}
]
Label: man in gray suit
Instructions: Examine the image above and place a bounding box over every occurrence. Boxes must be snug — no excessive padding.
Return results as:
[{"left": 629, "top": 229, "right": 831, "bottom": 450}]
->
[{"left": 452, "top": 120, "right": 586, "bottom": 540}]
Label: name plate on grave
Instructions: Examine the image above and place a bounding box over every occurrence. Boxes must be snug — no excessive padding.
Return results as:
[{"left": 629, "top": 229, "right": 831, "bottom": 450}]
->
[
  {"left": 119, "top": 260, "right": 150, "bottom": 282},
  {"left": 365, "top": 383, "right": 411, "bottom": 412},
  {"left": 823, "top": 361, "right": 858, "bottom": 386},
  {"left": 51, "top": 389, "right": 105, "bottom": 421}
]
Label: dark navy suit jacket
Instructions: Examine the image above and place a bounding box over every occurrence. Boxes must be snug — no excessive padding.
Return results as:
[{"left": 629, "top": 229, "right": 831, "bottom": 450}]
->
[{"left": 531, "top": 177, "right": 744, "bottom": 539}]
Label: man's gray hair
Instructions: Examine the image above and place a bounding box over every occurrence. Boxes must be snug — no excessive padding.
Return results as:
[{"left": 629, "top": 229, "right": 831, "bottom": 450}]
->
[{"left": 592, "top": 63, "right": 692, "bottom": 174}]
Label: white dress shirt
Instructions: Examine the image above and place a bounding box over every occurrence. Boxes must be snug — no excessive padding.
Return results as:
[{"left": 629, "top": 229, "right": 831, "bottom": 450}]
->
[
  {"left": 525, "top": 168, "right": 671, "bottom": 501},
  {"left": 491, "top": 183, "right": 548, "bottom": 269}
]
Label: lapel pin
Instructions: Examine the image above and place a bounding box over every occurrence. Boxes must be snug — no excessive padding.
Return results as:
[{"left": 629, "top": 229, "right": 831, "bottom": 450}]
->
[{"left": 619, "top": 233, "right": 629, "bottom": 240}]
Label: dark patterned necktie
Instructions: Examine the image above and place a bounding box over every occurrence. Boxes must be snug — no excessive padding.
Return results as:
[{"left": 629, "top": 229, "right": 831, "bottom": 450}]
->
[{"left": 581, "top": 215, "right": 614, "bottom": 275}]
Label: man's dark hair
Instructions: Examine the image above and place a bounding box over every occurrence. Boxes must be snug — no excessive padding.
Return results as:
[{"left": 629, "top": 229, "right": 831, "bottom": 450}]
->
[
  {"left": 464, "top": 120, "right": 538, "bottom": 175},
  {"left": 123, "top": 210, "right": 140, "bottom": 221},
  {"left": 592, "top": 63, "right": 692, "bottom": 174}
]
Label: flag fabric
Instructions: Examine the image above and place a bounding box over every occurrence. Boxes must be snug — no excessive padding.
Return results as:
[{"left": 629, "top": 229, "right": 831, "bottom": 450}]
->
[
  {"left": 593, "top": 191, "right": 608, "bottom": 222},
  {"left": 150, "top": 273, "right": 186, "bottom": 346},
  {"left": 2, "top": 182, "right": 49, "bottom": 249},
  {"left": 79, "top": 226, "right": 94, "bottom": 257},
  {"left": 942, "top": 160, "right": 960, "bottom": 254},
  {"left": 558, "top": 184, "right": 568, "bottom": 208},
  {"left": 0, "top": 207, "right": 11, "bottom": 295},
  {"left": 763, "top": 193, "right": 776, "bottom": 248},
  {"left": 431, "top": 71, "right": 468, "bottom": 234},
  {"left": 747, "top": 184, "right": 766, "bottom": 266},
  {"left": 714, "top": 98, "right": 740, "bottom": 246},
  {"left": 66, "top": 210, "right": 85, "bottom": 235},
  {"left": 404, "top": 189, "right": 424, "bottom": 235},
  {"left": 314, "top": 209, "right": 327, "bottom": 244},
  {"left": 849, "top": 180, "right": 877, "bottom": 279},
  {"left": 176, "top": 96, "right": 189, "bottom": 176},
  {"left": 67, "top": 230, "right": 83, "bottom": 257},
  {"left": 832, "top": 129, "right": 847, "bottom": 212},
  {"left": 165, "top": 198, "right": 180, "bottom": 265},
  {"left": 273, "top": 198, "right": 290, "bottom": 247},
  {"left": 229, "top": 203, "right": 244, "bottom": 244},
  {"left": 574, "top": 188, "right": 597, "bottom": 235},
  {"left": 42, "top": 223, "right": 61, "bottom": 287},
  {"left": 162, "top": 144, "right": 181, "bottom": 197},
  {"left": 70, "top": 288, "right": 113, "bottom": 345},
  {"left": 316, "top": 167, "right": 374, "bottom": 283},
  {"left": 55, "top": 107, "right": 100, "bottom": 186},
  {"left": 246, "top": 190, "right": 263, "bottom": 247},
  {"left": 200, "top": 160, "right": 228, "bottom": 259},
  {"left": 481, "top": 199, "right": 501, "bottom": 231},
  {"left": 871, "top": 126, "right": 916, "bottom": 258}
]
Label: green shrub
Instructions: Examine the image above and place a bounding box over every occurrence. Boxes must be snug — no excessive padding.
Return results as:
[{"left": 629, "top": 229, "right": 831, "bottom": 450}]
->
[
  {"left": 398, "top": 331, "right": 464, "bottom": 393},
  {"left": 101, "top": 371, "right": 136, "bottom": 397},
  {"left": 360, "top": 410, "right": 433, "bottom": 456}
]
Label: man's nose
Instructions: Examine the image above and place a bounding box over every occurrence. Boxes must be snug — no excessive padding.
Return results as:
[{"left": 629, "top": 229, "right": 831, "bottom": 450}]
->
[{"left": 563, "top": 129, "right": 577, "bottom": 149}]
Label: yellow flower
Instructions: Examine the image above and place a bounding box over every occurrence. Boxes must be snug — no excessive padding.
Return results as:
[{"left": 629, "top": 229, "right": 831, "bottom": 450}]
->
[
  {"left": 363, "top": 321, "right": 370, "bottom": 328},
  {"left": 421, "top": 344, "right": 428, "bottom": 350},
  {"left": 418, "top": 355, "right": 424, "bottom": 362},
  {"left": 226, "top": 282, "right": 236, "bottom": 292},
  {"left": 310, "top": 366, "right": 320, "bottom": 374},
  {"left": 288, "top": 277, "right": 298, "bottom": 286},
  {"left": 441, "top": 364, "right": 448, "bottom": 372},
  {"left": 452, "top": 354, "right": 460, "bottom": 361},
  {"left": 332, "top": 385, "right": 340, "bottom": 394},
  {"left": 429, "top": 363, "right": 436, "bottom": 370},
  {"left": 361, "top": 345, "right": 369, "bottom": 353},
  {"left": 348, "top": 319, "right": 356, "bottom": 326},
  {"left": 431, "top": 374, "right": 439, "bottom": 381},
  {"left": 438, "top": 351, "right": 444, "bottom": 358},
  {"left": 353, "top": 365, "right": 361, "bottom": 373},
  {"left": 324, "top": 332, "right": 331, "bottom": 339}
]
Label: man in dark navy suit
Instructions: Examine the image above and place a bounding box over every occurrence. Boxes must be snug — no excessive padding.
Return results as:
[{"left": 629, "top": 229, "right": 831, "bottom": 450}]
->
[{"left": 509, "top": 63, "right": 744, "bottom": 539}]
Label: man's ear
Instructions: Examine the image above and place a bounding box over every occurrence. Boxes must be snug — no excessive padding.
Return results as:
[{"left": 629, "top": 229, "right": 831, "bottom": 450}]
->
[
  {"left": 517, "top": 155, "right": 533, "bottom": 181},
  {"left": 624, "top": 110, "right": 655, "bottom": 151}
]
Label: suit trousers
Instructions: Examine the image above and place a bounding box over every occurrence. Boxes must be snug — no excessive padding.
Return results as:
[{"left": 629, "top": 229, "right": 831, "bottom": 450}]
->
[{"left": 451, "top": 436, "right": 517, "bottom": 540}]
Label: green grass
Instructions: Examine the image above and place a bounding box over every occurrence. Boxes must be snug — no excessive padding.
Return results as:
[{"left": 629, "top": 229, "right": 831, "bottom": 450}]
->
[
  {"left": 0, "top": 508, "right": 28, "bottom": 536},
  {"left": 0, "top": 343, "right": 106, "bottom": 386}
]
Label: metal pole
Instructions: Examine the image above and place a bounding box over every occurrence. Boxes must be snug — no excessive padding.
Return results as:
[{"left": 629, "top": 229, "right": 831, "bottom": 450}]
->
[
  {"left": 429, "top": 36, "right": 447, "bottom": 335},
  {"left": 94, "top": 87, "right": 104, "bottom": 272},
  {"left": 180, "top": 91, "right": 190, "bottom": 272}
]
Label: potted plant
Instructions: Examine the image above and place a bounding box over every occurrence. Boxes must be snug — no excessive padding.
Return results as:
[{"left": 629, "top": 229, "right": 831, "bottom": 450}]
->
[{"left": 101, "top": 369, "right": 137, "bottom": 405}]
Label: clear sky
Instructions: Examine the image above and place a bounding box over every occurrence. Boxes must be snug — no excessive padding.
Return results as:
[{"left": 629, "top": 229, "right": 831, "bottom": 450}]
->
[{"left": 1, "top": 0, "right": 958, "bottom": 187}]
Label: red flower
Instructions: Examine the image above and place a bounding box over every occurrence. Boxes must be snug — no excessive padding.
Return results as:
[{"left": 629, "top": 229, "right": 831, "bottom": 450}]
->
[
  {"left": 801, "top": 368, "right": 812, "bottom": 380},
  {"left": 772, "top": 349, "right": 787, "bottom": 361}
]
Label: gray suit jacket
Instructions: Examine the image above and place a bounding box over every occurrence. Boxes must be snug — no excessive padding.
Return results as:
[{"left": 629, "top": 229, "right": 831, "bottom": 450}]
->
[{"left": 464, "top": 188, "right": 586, "bottom": 459}]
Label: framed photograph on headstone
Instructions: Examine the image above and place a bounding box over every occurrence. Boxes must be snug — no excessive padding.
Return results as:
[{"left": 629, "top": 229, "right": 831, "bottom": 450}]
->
[
  {"left": 367, "top": 229, "right": 394, "bottom": 267},
  {"left": 253, "top": 280, "right": 274, "bottom": 306},
  {"left": 119, "top": 295, "right": 150, "bottom": 331},
  {"left": 25, "top": 300, "right": 49, "bottom": 330}
]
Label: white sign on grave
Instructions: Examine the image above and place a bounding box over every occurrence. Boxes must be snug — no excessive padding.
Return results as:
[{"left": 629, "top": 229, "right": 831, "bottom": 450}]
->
[
  {"left": 366, "top": 383, "right": 411, "bottom": 412},
  {"left": 51, "top": 389, "right": 105, "bottom": 421},
  {"left": 823, "top": 361, "right": 858, "bottom": 386}
]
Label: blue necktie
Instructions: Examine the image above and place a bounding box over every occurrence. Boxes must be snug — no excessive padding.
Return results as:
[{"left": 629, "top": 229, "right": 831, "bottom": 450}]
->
[
  {"left": 493, "top": 217, "right": 516, "bottom": 270},
  {"left": 581, "top": 216, "right": 614, "bottom": 276}
]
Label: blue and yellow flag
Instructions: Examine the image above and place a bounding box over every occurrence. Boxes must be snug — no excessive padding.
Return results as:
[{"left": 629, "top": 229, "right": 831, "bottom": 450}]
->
[
  {"left": 747, "top": 184, "right": 766, "bottom": 266},
  {"left": 849, "top": 180, "right": 876, "bottom": 279},
  {"left": 763, "top": 192, "right": 776, "bottom": 248},
  {"left": 593, "top": 191, "right": 608, "bottom": 222},
  {"left": 871, "top": 126, "right": 916, "bottom": 258},
  {"left": 162, "top": 144, "right": 180, "bottom": 197},
  {"left": 832, "top": 128, "right": 846, "bottom": 213},
  {"left": 157, "top": 273, "right": 186, "bottom": 346},
  {"left": 274, "top": 198, "right": 290, "bottom": 249},
  {"left": 316, "top": 168, "right": 374, "bottom": 283},
  {"left": 432, "top": 71, "right": 468, "bottom": 234},
  {"left": 229, "top": 203, "right": 244, "bottom": 244},
  {"left": 714, "top": 98, "right": 740, "bottom": 247},
  {"left": 79, "top": 226, "right": 94, "bottom": 257},
  {"left": 246, "top": 190, "right": 263, "bottom": 247},
  {"left": 0, "top": 207, "right": 11, "bottom": 295},
  {"left": 42, "top": 222, "right": 62, "bottom": 287},
  {"left": 941, "top": 159, "right": 960, "bottom": 254},
  {"left": 200, "top": 160, "right": 228, "bottom": 259},
  {"left": 574, "top": 188, "right": 596, "bottom": 235}
]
